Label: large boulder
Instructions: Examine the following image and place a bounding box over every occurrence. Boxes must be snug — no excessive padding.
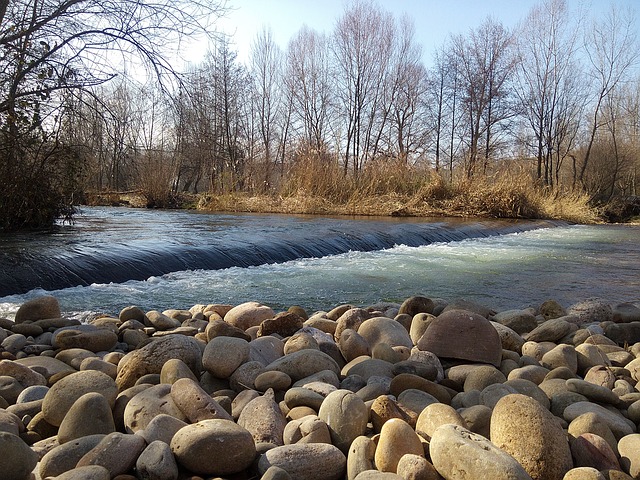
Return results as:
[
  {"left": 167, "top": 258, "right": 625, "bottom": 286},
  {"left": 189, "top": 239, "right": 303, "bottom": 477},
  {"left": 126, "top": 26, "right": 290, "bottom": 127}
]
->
[
  {"left": 417, "top": 309, "right": 502, "bottom": 366},
  {"left": 14, "top": 295, "right": 61, "bottom": 323}
]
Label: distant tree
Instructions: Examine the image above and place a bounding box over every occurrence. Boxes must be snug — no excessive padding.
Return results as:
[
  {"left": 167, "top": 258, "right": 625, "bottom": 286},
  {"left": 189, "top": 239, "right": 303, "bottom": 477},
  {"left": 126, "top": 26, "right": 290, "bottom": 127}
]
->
[
  {"left": 515, "top": 0, "right": 584, "bottom": 187},
  {"left": 0, "top": 0, "right": 227, "bottom": 230},
  {"left": 450, "top": 17, "right": 517, "bottom": 178},
  {"left": 578, "top": 4, "right": 639, "bottom": 190}
]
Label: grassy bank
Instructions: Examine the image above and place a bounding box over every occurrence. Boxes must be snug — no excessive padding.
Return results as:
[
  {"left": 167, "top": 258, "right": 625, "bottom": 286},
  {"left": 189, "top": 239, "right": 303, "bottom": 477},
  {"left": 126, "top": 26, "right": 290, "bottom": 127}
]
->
[
  {"left": 198, "top": 164, "right": 600, "bottom": 224},
  {"left": 85, "top": 164, "right": 602, "bottom": 223}
]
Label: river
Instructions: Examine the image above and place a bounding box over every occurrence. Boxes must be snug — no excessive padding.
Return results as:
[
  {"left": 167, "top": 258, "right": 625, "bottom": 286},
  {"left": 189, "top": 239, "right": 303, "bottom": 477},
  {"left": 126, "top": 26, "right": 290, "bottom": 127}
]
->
[{"left": 0, "top": 206, "right": 638, "bottom": 320}]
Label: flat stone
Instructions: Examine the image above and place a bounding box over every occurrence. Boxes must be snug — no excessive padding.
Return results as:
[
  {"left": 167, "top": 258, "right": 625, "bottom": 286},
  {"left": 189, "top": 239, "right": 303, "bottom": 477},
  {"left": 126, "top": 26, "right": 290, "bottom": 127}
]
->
[
  {"left": 563, "top": 401, "right": 635, "bottom": 439},
  {"left": 55, "top": 465, "right": 111, "bottom": 480}
]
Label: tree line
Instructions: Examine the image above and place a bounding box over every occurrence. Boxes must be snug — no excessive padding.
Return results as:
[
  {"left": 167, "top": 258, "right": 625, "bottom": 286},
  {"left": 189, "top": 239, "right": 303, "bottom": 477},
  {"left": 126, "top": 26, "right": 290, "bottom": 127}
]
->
[{"left": 1, "top": 0, "right": 639, "bottom": 230}]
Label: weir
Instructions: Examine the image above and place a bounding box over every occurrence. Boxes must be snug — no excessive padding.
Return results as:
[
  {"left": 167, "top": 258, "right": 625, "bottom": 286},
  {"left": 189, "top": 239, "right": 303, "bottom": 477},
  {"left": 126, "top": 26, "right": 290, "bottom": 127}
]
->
[{"left": 0, "top": 209, "right": 563, "bottom": 297}]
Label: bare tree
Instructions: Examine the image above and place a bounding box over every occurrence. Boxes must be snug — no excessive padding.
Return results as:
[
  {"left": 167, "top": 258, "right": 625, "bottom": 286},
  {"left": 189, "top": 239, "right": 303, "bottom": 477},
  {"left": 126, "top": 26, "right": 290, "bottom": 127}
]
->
[
  {"left": 577, "top": 4, "right": 639, "bottom": 189},
  {"left": 450, "top": 17, "right": 517, "bottom": 178},
  {"left": 0, "top": 0, "right": 227, "bottom": 230},
  {"left": 331, "top": 0, "right": 395, "bottom": 175}
]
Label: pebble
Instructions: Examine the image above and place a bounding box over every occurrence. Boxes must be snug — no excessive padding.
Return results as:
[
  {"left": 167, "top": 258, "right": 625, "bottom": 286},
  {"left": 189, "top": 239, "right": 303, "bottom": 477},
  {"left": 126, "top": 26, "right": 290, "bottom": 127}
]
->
[{"left": 2, "top": 294, "right": 640, "bottom": 479}]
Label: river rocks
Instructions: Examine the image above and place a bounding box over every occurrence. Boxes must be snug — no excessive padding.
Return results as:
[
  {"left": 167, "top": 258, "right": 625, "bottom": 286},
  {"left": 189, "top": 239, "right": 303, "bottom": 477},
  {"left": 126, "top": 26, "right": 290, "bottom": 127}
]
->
[
  {"left": 258, "top": 443, "right": 347, "bottom": 480},
  {"left": 14, "top": 295, "right": 61, "bottom": 323},
  {"left": 319, "top": 389, "right": 369, "bottom": 453},
  {"left": 225, "top": 301, "right": 275, "bottom": 330},
  {"left": 0, "top": 432, "right": 39, "bottom": 480},
  {"left": 115, "top": 335, "right": 202, "bottom": 390},
  {"left": 375, "top": 418, "right": 424, "bottom": 472},
  {"left": 171, "top": 419, "right": 256, "bottom": 476},
  {"left": 417, "top": 309, "right": 502, "bottom": 366},
  {"left": 42, "top": 370, "right": 118, "bottom": 427},
  {"left": 7, "top": 294, "right": 640, "bottom": 479},
  {"left": 430, "top": 424, "right": 532, "bottom": 480},
  {"left": 491, "top": 394, "right": 573, "bottom": 480}
]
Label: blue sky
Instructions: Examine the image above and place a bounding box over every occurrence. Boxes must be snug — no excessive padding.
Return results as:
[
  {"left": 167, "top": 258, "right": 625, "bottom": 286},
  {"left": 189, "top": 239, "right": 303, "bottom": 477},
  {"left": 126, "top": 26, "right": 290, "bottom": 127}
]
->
[{"left": 184, "top": 0, "right": 640, "bottom": 68}]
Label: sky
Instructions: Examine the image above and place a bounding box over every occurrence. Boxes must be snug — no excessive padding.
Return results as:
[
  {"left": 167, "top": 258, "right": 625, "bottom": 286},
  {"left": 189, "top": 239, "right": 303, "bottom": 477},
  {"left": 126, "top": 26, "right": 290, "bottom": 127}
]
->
[{"left": 181, "top": 0, "right": 640, "bottom": 68}]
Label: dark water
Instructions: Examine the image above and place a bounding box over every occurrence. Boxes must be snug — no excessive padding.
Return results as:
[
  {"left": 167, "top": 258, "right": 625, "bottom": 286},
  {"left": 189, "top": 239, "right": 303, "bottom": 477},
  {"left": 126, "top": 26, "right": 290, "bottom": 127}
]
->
[{"left": 0, "top": 207, "right": 638, "bottom": 319}]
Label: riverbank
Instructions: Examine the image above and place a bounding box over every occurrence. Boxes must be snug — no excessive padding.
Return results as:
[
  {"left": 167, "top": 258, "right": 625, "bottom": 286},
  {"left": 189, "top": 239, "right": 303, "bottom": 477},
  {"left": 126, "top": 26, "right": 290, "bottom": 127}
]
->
[
  {"left": 2, "top": 294, "right": 640, "bottom": 479},
  {"left": 85, "top": 172, "right": 607, "bottom": 224}
]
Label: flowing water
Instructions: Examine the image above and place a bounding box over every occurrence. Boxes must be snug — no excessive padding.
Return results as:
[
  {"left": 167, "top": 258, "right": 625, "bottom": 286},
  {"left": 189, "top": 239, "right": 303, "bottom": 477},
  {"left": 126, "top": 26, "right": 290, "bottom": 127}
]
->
[{"left": 0, "top": 206, "right": 638, "bottom": 320}]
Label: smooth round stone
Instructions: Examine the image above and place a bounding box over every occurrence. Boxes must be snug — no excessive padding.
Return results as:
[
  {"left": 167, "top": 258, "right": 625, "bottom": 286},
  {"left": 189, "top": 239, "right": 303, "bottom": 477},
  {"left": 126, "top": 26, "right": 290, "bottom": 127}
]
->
[
  {"left": 58, "top": 392, "right": 116, "bottom": 443},
  {"left": 409, "top": 313, "right": 434, "bottom": 344},
  {"left": 504, "top": 379, "right": 550, "bottom": 410},
  {"left": 284, "top": 387, "right": 325, "bottom": 411},
  {"left": 0, "top": 432, "right": 38, "bottom": 480},
  {"left": 613, "top": 303, "right": 640, "bottom": 323},
  {"left": 258, "top": 443, "right": 346, "bottom": 480},
  {"left": 463, "top": 365, "right": 506, "bottom": 392},
  {"left": 238, "top": 391, "right": 287, "bottom": 446},
  {"left": 255, "top": 371, "right": 292, "bottom": 391},
  {"left": 396, "top": 389, "right": 439, "bottom": 416},
  {"left": 338, "top": 329, "right": 371, "bottom": 363},
  {"left": 170, "top": 377, "right": 232, "bottom": 422},
  {"left": 259, "top": 311, "right": 304, "bottom": 337},
  {"left": 293, "top": 370, "right": 340, "bottom": 389},
  {"left": 206, "top": 319, "right": 250, "bottom": 342},
  {"left": 14, "top": 295, "right": 60, "bottom": 323},
  {"left": 39, "top": 434, "right": 106, "bottom": 478},
  {"left": 159, "top": 358, "right": 198, "bottom": 384},
  {"left": 480, "top": 383, "right": 519, "bottom": 409},
  {"left": 0, "top": 359, "right": 47, "bottom": 387},
  {"left": 0, "top": 376, "right": 24, "bottom": 404},
  {"left": 318, "top": 389, "right": 368, "bottom": 453},
  {"left": 246, "top": 335, "right": 283, "bottom": 364},
  {"left": 491, "top": 394, "right": 573, "bottom": 480},
  {"left": 15, "top": 356, "right": 71, "bottom": 383},
  {"left": 55, "top": 465, "right": 111, "bottom": 480},
  {"left": 416, "top": 403, "right": 467, "bottom": 441},
  {"left": 417, "top": 309, "right": 502, "bottom": 366},
  {"left": 76, "top": 432, "right": 146, "bottom": 477},
  {"left": 124, "top": 383, "right": 187, "bottom": 432},
  {"left": 430, "top": 424, "right": 532, "bottom": 480},
  {"left": 576, "top": 344, "right": 611, "bottom": 371},
  {"left": 459, "top": 404, "right": 492, "bottom": 438},
  {"left": 343, "top": 358, "right": 395, "bottom": 381},
  {"left": 357, "top": 317, "right": 413, "bottom": 349},
  {"left": 570, "top": 433, "right": 620, "bottom": 471},
  {"left": 80, "top": 357, "right": 117, "bottom": 379},
  {"left": 138, "top": 413, "right": 188, "bottom": 445},
  {"left": 229, "top": 361, "right": 264, "bottom": 391},
  {"left": 370, "top": 395, "right": 407, "bottom": 433},
  {"left": 334, "top": 308, "right": 370, "bottom": 342},
  {"left": 119, "top": 306, "right": 146, "bottom": 323},
  {"left": 375, "top": 419, "right": 424, "bottom": 473},
  {"left": 115, "top": 335, "right": 202, "bottom": 390},
  {"left": 225, "top": 302, "right": 275, "bottom": 330},
  {"left": 541, "top": 344, "right": 578, "bottom": 373},
  {"left": 136, "top": 440, "right": 179, "bottom": 480},
  {"left": 568, "top": 412, "right": 620, "bottom": 455},
  {"left": 42, "top": 370, "right": 118, "bottom": 427},
  {"left": 2, "top": 333, "right": 28, "bottom": 354},
  {"left": 526, "top": 318, "right": 573, "bottom": 343},
  {"left": 399, "top": 296, "right": 435, "bottom": 316},
  {"left": 389, "top": 373, "right": 451, "bottom": 404},
  {"left": 171, "top": 419, "right": 256, "bottom": 476},
  {"left": 283, "top": 415, "right": 331, "bottom": 445},
  {"left": 619, "top": 434, "right": 640, "bottom": 478},
  {"left": 566, "top": 378, "right": 619, "bottom": 405},
  {"left": 347, "top": 436, "right": 376, "bottom": 480},
  {"left": 0, "top": 409, "right": 22, "bottom": 436},
  {"left": 52, "top": 325, "right": 118, "bottom": 352},
  {"left": 493, "top": 309, "right": 538, "bottom": 334},
  {"left": 56, "top": 348, "right": 98, "bottom": 369},
  {"left": 563, "top": 467, "right": 606, "bottom": 480},
  {"left": 563, "top": 401, "right": 635, "bottom": 439},
  {"left": 396, "top": 454, "right": 441, "bottom": 480},
  {"left": 146, "top": 310, "right": 181, "bottom": 330},
  {"left": 491, "top": 321, "right": 526, "bottom": 353},
  {"left": 202, "top": 336, "right": 250, "bottom": 378},
  {"left": 265, "top": 349, "right": 340, "bottom": 381}
]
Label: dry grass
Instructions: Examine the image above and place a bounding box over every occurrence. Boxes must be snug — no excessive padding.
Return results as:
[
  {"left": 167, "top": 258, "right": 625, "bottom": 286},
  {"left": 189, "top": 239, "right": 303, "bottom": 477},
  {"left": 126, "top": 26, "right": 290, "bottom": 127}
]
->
[{"left": 198, "top": 160, "right": 599, "bottom": 224}]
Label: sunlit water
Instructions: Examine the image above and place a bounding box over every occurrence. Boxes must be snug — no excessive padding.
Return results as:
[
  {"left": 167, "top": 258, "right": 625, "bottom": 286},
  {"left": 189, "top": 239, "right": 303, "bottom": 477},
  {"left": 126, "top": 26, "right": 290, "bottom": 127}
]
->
[{"left": 0, "top": 207, "right": 638, "bottom": 321}]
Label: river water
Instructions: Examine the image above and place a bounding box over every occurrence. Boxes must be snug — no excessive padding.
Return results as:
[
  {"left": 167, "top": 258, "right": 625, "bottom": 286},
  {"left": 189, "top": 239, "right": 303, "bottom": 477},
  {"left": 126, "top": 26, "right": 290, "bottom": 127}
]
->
[{"left": 0, "top": 207, "right": 638, "bottom": 320}]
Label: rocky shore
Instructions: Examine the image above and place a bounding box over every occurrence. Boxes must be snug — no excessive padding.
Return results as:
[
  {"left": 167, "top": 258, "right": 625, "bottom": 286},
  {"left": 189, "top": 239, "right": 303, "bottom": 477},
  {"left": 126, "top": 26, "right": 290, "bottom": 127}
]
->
[{"left": 1, "top": 294, "right": 640, "bottom": 480}]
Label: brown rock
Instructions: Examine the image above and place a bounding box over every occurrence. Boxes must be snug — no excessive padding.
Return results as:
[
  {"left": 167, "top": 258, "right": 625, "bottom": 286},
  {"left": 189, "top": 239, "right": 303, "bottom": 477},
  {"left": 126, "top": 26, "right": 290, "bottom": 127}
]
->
[{"left": 14, "top": 296, "right": 61, "bottom": 323}]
